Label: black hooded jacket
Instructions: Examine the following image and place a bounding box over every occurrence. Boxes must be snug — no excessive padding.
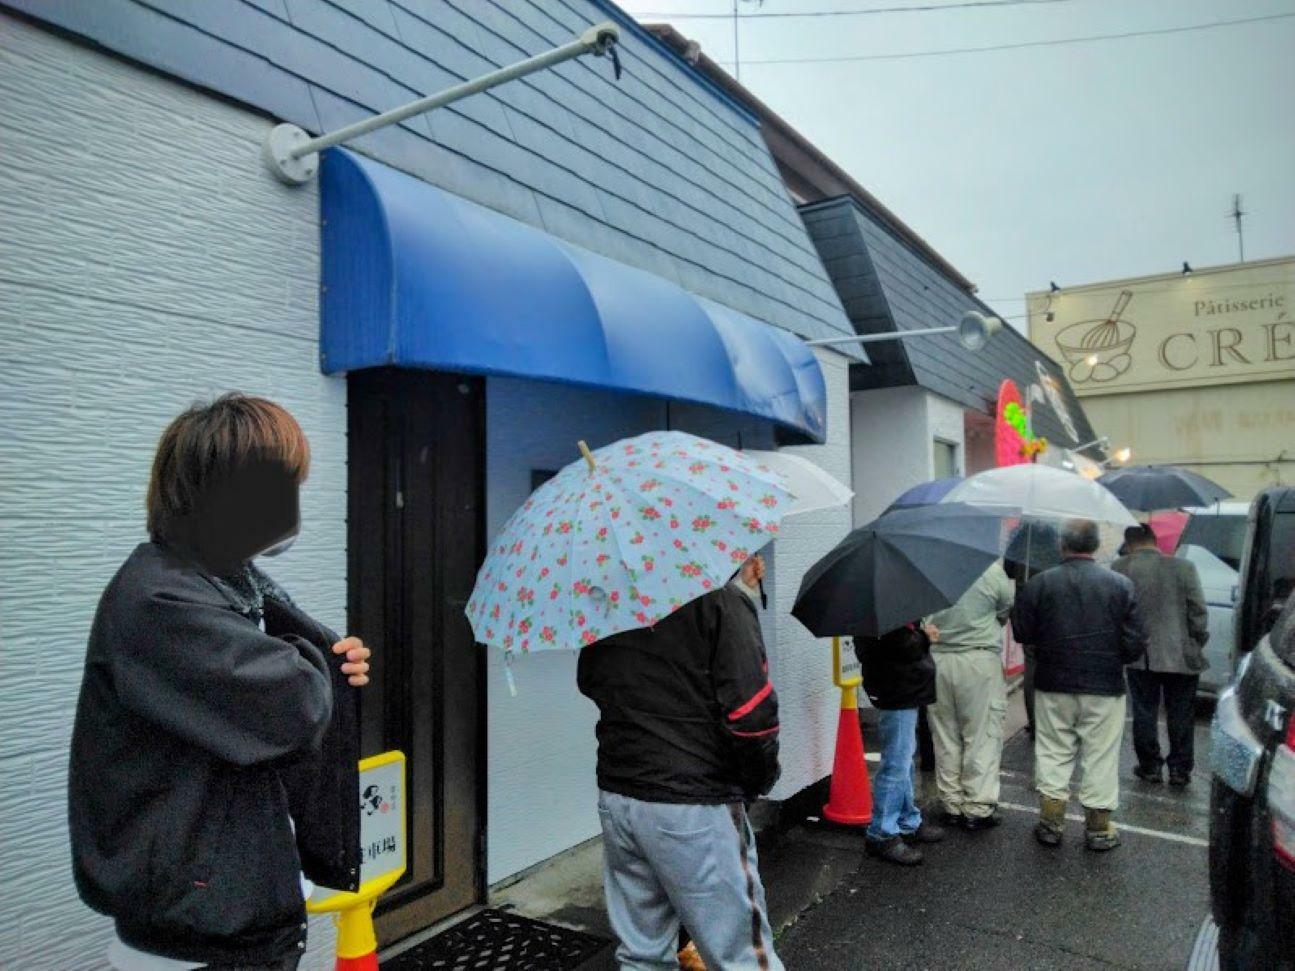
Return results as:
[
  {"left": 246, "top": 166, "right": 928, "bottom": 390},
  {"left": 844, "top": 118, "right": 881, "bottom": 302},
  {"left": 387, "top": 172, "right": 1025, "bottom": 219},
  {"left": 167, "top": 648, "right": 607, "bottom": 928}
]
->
[
  {"left": 68, "top": 543, "right": 359, "bottom": 965},
  {"left": 855, "top": 625, "right": 936, "bottom": 710},
  {"left": 577, "top": 585, "right": 780, "bottom": 804}
]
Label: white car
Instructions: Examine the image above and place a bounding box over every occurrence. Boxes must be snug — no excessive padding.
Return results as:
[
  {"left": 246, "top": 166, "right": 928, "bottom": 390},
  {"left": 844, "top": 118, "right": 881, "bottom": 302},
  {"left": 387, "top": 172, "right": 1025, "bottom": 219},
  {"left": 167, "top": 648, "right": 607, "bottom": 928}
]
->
[{"left": 1175, "top": 501, "right": 1250, "bottom": 697}]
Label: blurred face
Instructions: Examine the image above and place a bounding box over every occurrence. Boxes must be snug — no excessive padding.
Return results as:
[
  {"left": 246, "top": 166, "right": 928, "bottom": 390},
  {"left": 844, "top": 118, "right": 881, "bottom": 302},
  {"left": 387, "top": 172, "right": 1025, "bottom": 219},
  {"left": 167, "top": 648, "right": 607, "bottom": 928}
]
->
[
  {"left": 170, "top": 456, "right": 300, "bottom": 575},
  {"left": 739, "top": 553, "right": 766, "bottom": 588}
]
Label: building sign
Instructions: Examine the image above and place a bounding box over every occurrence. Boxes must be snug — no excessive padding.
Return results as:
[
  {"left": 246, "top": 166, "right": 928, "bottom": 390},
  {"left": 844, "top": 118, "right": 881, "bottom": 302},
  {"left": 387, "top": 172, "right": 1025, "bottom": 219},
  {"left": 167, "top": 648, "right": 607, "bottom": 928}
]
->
[
  {"left": 1028, "top": 257, "right": 1295, "bottom": 397},
  {"left": 309, "top": 750, "right": 406, "bottom": 908},
  {"left": 995, "top": 380, "right": 1046, "bottom": 466}
]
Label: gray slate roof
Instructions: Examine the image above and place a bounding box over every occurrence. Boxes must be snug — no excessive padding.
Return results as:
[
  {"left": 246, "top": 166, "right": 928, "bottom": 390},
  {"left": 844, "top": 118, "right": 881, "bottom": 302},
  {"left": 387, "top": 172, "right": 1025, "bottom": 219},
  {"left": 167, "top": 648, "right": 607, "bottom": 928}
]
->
[
  {"left": 4, "top": 0, "right": 853, "bottom": 347},
  {"left": 802, "top": 196, "right": 1095, "bottom": 449}
]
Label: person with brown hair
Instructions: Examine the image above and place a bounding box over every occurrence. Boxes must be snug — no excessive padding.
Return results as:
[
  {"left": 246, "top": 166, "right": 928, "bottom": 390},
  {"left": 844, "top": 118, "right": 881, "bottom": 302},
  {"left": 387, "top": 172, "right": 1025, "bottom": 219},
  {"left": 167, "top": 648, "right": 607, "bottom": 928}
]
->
[{"left": 69, "top": 394, "right": 371, "bottom": 971}]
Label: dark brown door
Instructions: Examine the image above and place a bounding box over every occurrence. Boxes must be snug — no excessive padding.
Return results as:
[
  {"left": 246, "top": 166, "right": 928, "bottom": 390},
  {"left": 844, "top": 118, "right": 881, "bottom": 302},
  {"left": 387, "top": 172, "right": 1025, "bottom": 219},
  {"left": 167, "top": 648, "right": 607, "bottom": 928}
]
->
[{"left": 347, "top": 369, "right": 485, "bottom": 943}]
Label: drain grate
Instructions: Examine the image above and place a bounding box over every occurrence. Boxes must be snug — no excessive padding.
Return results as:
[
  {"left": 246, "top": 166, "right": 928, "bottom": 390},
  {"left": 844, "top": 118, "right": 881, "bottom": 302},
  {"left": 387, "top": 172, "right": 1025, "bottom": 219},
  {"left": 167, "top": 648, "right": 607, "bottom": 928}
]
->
[{"left": 383, "top": 908, "right": 611, "bottom": 971}]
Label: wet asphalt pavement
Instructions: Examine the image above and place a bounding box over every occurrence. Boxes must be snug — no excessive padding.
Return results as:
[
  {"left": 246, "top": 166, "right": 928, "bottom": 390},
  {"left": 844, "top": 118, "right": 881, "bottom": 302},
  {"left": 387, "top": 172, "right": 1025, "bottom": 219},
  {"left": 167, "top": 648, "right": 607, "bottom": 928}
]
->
[{"left": 774, "top": 694, "right": 1214, "bottom": 970}]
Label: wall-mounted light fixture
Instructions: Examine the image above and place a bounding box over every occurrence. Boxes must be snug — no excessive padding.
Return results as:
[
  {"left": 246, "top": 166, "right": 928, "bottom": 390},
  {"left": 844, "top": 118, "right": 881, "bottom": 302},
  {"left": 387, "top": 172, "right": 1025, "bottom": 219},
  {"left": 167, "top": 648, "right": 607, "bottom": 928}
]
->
[
  {"left": 807, "top": 311, "right": 1003, "bottom": 352},
  {"left": 263, "top": 22, "right": 621, "bottom": 184},
  {"left": 1049, "top": 281, "right": 1061, "bottom": 293},
  {"left": 1182, "top": 261, "right": 1193, "bottom": 276}
]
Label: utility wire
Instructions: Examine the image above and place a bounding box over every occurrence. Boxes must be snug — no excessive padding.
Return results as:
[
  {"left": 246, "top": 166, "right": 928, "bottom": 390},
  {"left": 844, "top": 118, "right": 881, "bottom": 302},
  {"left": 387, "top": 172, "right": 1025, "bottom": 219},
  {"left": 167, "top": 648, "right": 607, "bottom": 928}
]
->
[
  {"left": 637, "top": 0, "right": 1078, "bottom": 19},
  {"left": 716, "top": 11, "right": 1295, "bottom": 64}
]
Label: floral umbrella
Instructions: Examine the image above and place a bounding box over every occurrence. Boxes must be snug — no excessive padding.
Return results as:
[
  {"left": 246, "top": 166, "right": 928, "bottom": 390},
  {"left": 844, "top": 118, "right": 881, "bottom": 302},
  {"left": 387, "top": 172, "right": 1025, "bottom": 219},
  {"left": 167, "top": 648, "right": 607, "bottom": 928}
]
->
[{"left": 466, "top": 431, "right": 794, "bottom": 654}]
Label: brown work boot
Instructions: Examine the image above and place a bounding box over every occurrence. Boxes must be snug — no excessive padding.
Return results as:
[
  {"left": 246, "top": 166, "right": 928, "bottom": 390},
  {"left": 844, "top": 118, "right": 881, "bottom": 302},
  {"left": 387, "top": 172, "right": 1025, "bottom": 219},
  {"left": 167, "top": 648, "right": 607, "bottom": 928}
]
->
[
  {"left": 1084, "top": 807, "right": 1121, "bottom": 852},
  {"left": 1034, "top": 796, "right": 1067, "bottom": 847}
]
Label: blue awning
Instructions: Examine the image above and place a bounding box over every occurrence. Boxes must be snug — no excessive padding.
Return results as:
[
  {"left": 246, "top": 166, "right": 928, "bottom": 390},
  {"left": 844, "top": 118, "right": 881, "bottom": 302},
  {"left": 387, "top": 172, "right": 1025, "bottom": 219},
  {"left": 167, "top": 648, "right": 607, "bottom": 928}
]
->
[{"left": 319, "top": 149, "right": 827, "bottom": 443}]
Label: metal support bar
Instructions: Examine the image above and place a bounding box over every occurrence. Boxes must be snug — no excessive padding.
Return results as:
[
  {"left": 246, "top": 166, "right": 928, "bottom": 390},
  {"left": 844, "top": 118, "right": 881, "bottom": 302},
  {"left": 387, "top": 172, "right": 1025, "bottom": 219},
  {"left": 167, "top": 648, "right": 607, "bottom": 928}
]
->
[
  {"left": 264, "top": 21, "right": 621, "bottom": 184},
  {"left": 1072, "top": 436, "right": 1111, "bottom": 454},
  {"left": 808, "top": 312, "right": 1002, "bottom": 353},
  {"left": 806, "top": 326, "right": 957, "bottom": 347}
]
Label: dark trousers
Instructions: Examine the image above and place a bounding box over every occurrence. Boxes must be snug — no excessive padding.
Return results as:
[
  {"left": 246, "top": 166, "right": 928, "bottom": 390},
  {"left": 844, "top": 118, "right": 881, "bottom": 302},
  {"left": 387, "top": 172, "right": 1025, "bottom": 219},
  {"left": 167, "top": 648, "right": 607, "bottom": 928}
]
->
[
  {"left": 1023, "top": 651, "right": 1036, "bottom": 734},
  {"left": 1126, "top": 669, "right": 1199, "bottom": 775}
]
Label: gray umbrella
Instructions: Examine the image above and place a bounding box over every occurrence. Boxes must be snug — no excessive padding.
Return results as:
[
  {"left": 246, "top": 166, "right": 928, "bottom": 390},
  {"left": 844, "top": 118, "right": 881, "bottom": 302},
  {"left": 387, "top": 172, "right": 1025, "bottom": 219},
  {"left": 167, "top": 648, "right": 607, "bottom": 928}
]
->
[
  {"left": 1097, "top": 465, "right": 1230, "bottom": 512},
  {"left": 792, "top": 503, "right": 1004, "bottom": 638}
]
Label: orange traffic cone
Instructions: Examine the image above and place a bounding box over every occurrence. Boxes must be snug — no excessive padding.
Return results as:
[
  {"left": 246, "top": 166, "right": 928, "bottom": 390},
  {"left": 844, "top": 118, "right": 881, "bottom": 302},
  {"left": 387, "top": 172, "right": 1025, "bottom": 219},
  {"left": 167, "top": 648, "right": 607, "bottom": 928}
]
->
[{"left": 821, "top": 679, "right": 873, "bottom": 826}]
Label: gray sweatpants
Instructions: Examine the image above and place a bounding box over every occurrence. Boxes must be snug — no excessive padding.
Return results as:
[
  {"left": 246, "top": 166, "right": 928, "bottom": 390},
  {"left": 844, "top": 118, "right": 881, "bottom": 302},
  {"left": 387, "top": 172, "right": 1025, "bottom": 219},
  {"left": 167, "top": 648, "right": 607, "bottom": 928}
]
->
[{"left": 597, "top": 790, "right": 784, "bottom": 971}]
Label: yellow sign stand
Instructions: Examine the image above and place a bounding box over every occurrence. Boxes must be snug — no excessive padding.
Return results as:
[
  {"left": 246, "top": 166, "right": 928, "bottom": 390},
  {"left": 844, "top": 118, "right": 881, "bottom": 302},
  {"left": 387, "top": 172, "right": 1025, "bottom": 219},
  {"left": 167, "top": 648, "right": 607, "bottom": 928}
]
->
[
  {"left": 307, "top": 751, "right": 407, "bottom": 969},
  {"left": 831, "top": 635, "right": 862, "bottom": 703}
]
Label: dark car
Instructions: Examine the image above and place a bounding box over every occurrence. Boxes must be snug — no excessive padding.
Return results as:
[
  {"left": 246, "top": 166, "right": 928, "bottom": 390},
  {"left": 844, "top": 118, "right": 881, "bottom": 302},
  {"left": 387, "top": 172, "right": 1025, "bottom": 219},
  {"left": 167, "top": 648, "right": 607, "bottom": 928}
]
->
[
  {"left": 1208, "top": 487, "right": 1295, "bottom": 970},
  {"left": 1234, "top": 487, "right": 1295, "bottom": 663}
]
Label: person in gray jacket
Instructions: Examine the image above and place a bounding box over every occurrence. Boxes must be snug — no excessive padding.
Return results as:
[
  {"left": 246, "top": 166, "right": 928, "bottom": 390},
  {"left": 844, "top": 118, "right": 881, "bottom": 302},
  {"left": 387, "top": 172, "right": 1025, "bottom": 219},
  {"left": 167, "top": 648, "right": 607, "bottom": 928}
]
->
[{"left": 1112, "top": 524, "right": 1210, "bottom": 786}]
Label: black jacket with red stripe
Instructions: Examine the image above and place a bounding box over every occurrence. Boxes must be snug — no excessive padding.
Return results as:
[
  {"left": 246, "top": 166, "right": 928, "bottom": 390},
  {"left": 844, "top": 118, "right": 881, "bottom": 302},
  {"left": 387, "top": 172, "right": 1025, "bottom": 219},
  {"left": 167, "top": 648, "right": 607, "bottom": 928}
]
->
[{"left": 577, "top": 584, "right": 781, "bottom": 804}]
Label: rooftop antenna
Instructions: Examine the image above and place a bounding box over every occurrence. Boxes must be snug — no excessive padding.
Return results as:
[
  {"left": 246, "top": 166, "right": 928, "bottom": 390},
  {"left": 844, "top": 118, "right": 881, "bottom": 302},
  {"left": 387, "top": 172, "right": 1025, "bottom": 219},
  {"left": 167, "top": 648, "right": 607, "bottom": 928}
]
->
[{"left": 1228, "top": 193, "right": 1247, "bottom": 263}]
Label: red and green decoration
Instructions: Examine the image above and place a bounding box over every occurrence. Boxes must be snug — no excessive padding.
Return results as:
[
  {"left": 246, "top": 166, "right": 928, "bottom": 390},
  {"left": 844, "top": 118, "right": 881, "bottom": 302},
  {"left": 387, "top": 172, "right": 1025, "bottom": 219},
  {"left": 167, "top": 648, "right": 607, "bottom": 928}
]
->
[{"left": 995, "top": 379, "right": 1047, "bottom": 466}]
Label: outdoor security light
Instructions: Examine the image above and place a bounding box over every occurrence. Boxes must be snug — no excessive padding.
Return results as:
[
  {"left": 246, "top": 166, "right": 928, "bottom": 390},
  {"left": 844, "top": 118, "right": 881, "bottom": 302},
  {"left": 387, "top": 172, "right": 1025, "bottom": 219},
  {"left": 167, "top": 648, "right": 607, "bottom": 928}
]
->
[
  {"left": 263, "top": 22, "right": 621, "bottom": 184},
  {"left": 956, "top": 311, "right": 1001, "bottom": 351},
  {"left": 806, "top": 311, "right": 1003, "bottom": 352},
  {"left": 1049, "top": 281, "right": 1061, "bottom": 293},
  {"left": 1182, "top": 261, "right": 1193, "bottom": 276}
]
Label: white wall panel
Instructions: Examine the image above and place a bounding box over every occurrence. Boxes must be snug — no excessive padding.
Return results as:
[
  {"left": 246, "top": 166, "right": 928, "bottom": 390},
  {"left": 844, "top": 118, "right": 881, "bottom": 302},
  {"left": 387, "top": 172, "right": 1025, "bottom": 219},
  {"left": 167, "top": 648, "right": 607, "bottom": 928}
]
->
[{"left": 0, "top": 18, "right": 344, "bottom": 968}]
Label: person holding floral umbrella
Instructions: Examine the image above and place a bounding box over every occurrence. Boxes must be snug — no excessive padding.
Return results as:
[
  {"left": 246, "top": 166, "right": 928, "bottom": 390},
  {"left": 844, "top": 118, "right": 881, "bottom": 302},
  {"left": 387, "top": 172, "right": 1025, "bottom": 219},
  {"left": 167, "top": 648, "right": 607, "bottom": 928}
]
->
[
  {"left": 578, "top": 549, "right": 783, "bottom": 970},
  {"left": 467, "top": 431, "right": 802, "bottom": 970}
]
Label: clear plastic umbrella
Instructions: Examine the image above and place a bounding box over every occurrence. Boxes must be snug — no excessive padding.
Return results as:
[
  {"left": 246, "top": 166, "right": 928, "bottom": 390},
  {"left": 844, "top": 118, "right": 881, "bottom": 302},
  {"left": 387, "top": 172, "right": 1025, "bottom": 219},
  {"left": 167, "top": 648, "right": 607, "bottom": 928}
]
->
[
  {"left": 743, "top": 450, "right": 852, "bottom": 517},
  {"left": 941, "top": 464, "right": 1136, "bottom": 526}
]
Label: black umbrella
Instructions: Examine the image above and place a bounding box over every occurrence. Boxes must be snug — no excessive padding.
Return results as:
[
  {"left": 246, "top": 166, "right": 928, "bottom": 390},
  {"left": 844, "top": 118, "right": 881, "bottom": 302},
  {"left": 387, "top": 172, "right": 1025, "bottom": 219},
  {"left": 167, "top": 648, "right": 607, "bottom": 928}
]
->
[
  {"left": 1004, "top": 518, "right": 1061, "bottom": 581},
  {"left": 1097, "top": 465, "right": 1230, "bottom": 511},
  {"left": 792, "top": 503, "right": 1004, "bottom": 638}
]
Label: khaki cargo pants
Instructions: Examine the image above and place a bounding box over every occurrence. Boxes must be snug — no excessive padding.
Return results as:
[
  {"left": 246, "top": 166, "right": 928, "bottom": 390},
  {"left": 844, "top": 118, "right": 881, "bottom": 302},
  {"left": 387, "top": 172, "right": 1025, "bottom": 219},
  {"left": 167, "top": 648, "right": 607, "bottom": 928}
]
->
[
  {"left": 1034, "top": 691, "right": 1126, "bottom": 810},
  {"left": 929, "top": 650, "right": 1007, "bottom": 820}
]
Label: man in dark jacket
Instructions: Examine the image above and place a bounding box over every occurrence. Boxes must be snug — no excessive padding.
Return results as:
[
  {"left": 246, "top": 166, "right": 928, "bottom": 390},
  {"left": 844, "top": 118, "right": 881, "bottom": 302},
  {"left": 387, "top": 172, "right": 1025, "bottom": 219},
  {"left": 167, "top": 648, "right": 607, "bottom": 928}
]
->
[
  {"left": 855, "top": 622, "right": 945, "bottom": 865},
  {"left": 69, "top": 395, "right": 370, "bottom": 970},
  {"left": 577, "top": 553, "right": 783, "bottom": 970},
  {"left": 1013, "top": 518, "right": 1147, "bottom": 851},
  {"left": 1113, "top": 524, "right": 1210, "bottom": 786}
]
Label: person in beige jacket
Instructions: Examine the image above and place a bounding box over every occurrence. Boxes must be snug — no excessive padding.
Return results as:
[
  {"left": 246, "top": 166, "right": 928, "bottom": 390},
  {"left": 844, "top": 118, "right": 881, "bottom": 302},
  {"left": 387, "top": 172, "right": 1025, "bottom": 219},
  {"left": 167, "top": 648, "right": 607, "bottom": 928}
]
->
[{"left": 925, "top": 561, "right": 1015, "bottom": 830}]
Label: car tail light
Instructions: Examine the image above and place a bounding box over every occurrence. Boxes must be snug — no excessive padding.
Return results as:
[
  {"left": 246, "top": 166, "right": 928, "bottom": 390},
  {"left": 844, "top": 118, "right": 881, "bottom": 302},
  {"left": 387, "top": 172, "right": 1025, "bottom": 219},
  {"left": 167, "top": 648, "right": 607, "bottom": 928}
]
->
[{"left": 1272, "top": 712, "right": 1295, "bottom": 871}]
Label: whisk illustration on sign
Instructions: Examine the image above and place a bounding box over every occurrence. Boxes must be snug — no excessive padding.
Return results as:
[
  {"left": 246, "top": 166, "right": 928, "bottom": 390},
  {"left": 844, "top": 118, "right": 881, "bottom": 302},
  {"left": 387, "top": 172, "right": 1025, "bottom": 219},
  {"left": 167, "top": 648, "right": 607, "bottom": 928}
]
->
[{"left": 1055, "top": 289, "right": 1136, "bottom": 383}]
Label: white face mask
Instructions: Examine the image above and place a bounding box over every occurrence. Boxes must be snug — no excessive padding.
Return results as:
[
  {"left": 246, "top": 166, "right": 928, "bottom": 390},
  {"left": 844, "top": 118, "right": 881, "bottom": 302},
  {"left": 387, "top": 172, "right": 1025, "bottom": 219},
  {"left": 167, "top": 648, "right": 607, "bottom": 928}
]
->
[{"left": 258, "top": 532, "right": 298, "bottom": 559}]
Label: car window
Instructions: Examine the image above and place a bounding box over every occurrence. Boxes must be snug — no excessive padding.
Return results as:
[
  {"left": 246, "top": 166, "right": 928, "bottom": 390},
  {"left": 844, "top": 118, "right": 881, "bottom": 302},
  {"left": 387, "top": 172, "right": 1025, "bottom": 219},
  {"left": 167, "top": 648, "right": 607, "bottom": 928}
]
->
[
  {"left": 1177, "top": 513, "right": 1248, "bottom": 570},
  {"left": 1262, "top": 512, "right": 1295, "bottom": 643}
]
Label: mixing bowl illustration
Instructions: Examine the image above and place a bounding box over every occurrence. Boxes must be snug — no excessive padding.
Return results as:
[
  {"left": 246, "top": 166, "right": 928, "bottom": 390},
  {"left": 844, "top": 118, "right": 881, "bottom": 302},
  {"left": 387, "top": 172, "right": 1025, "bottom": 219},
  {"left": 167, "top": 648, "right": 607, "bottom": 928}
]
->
[{"left": 1055, "top": 289, "right": 1136, "bottom": 383}]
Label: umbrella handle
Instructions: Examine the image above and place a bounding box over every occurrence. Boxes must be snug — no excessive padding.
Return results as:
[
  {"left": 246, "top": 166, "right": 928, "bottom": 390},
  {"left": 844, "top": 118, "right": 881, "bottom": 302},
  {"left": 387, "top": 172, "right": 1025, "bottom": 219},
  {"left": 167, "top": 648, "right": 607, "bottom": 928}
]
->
[{"left": 578, "top": 440, "right": 597, "bottom": 473}]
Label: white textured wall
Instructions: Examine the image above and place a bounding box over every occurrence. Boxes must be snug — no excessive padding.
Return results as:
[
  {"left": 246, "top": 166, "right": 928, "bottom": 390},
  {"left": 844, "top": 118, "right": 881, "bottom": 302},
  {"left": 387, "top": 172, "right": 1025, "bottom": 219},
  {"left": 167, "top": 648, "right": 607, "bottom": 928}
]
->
[
  {"left": 851, "top": 386, "right": 933, "bottom": 526},
  {"left": 850, "top": 385, "right": 969, "bottom": 529},
  {"left": 484, "top": 378, "right": 669, "bottom": 884},
  {"left": 0, "top": 18, "right": 344, "bottom": 968}
]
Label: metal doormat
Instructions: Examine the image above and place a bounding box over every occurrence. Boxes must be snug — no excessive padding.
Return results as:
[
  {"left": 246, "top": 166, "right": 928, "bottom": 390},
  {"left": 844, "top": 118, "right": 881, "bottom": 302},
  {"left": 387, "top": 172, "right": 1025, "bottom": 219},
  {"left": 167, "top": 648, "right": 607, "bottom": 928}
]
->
[{"left": 383, "top": 908, "right": 611, "bottom": 970}]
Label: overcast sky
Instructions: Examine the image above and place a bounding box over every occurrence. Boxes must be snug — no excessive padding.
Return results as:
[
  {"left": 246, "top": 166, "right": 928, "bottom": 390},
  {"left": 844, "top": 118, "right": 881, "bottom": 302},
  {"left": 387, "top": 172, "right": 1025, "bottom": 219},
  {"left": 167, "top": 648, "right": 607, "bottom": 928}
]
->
[{"left": 617, "top": 0, "right": 1295, "bottom": 331}]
